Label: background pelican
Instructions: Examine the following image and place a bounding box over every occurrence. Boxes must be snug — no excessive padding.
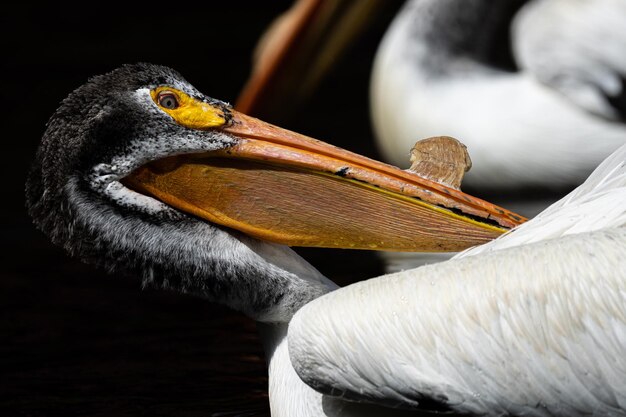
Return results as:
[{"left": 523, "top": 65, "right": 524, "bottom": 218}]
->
[{"left": 372, "top": 0, "right": 626, "bottom": 206}]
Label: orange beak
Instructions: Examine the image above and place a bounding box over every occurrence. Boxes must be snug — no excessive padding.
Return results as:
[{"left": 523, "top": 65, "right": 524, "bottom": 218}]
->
[{"left": 123, "top": 110, "right": 525, "bottom": 252}]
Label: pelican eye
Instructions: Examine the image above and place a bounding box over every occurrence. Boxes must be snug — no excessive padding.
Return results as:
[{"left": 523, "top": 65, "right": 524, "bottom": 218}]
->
[
  {"left": 157, "top": 91, "right": 179, "bottom": 109},
  {"left": 150, "top": 87, "right": 226, "bottom": 129}
]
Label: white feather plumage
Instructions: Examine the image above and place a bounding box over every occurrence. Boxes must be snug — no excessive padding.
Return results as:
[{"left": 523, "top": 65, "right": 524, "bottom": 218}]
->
[
  {"left": 262, "top": 2, "right": 626, "bottom": 414},
  {"left": 287, "top": 144, "right": 626, "bottom": 416}
]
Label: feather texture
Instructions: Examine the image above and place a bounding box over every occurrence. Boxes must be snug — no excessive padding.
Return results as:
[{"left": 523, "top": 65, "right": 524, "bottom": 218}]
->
[{"left": 289, "top": 145, "right": 626, "bottom": 416}]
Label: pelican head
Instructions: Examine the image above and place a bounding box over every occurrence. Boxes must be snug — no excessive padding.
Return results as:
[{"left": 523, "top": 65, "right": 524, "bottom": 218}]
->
[
  {"left": 26, "top": 63, "right": 522, "bottom": 323},
  {"left": 26, "top": 63, "right": 320, "bottom": 322}
]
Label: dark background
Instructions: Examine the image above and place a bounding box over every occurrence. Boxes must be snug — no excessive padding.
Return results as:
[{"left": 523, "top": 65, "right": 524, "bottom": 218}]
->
[{"left": 2, "top": 2, "right": 403, "bottom": 416}]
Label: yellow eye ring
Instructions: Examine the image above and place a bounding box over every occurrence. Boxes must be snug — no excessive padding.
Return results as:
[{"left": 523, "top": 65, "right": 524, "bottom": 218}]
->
[{"left": 150, "top": 87, "right": 226, "bottom": 129}]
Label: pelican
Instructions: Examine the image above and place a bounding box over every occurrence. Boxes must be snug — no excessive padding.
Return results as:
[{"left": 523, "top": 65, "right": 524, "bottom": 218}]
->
[
  {"left": 372, "top": 0, "right": 626, "bottom": 202},
  {"left": 27, "top": 63, "right": 626, "bottom": 417},
  {"left": 26, "top": 64, "right": 523, "bottom": 417}
]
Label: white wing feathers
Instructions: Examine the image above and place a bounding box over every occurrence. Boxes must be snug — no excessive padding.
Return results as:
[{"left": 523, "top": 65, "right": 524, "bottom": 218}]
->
[
  {"left": 288, "top": 145, "right": 626, "bottom": 415},
  {"left": 462, "top": 143, "right": 626, "bottom": 257}
]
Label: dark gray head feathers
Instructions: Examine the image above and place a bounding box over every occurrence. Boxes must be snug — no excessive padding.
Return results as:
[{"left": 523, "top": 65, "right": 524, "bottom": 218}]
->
[{"left": 25, "top": 63, "right": 331, "bottom": 322}]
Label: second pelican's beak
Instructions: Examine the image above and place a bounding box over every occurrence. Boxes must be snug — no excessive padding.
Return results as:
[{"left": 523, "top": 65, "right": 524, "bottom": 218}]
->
[{"left": 124, "top": 92, "right": 525, "bottom": 252}]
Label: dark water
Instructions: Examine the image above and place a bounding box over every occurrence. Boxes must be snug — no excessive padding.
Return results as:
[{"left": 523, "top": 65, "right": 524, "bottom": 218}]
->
[
  {"left": 2, "top": 222, "right": 383, "bottom": 417},
  {"left": 2, "top": 227, "right": 266, "bottom": 417}
]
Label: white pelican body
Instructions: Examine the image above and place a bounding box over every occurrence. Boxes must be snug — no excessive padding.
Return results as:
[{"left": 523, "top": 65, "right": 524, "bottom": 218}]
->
[
  {"left": 285, "top": 145, "right": 626, "bottom": 416},
  {"left": 371, "top": 0, "right": 626, "bottom": 195}
]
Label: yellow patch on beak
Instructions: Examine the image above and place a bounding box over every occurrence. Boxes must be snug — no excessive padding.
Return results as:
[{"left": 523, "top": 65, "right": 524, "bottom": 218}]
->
[{"left": 150, "top": 87, "right": 227, "bottom": 129}]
